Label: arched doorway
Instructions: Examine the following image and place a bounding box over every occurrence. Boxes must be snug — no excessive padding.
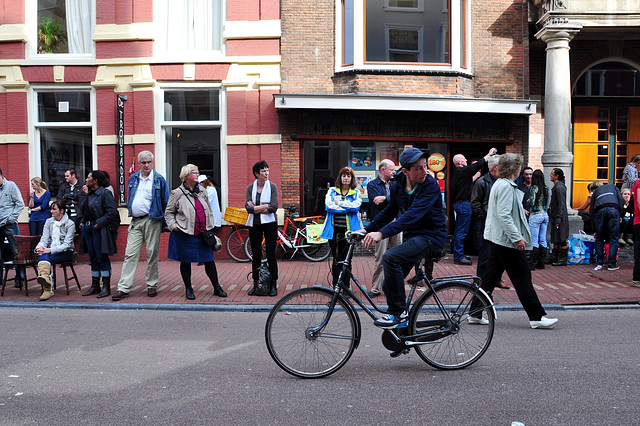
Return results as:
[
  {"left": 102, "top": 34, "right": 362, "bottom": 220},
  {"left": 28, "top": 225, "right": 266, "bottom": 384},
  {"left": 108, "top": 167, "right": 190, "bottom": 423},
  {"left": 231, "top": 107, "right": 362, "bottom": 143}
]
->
[{"left": 572, "top": 61, "right": 640, "bottom": 208}]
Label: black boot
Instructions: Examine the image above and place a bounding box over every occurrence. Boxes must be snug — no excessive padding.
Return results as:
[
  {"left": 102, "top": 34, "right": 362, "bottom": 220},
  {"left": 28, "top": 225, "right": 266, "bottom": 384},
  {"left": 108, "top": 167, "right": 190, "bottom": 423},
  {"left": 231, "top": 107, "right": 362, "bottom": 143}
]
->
[
  {"left": 185, "top": 285, "right": 195, "bottom": 300},
  {"left": 213, "top": 283, "right": 227, "bottom": 298},
  {"left": 544, "top": 248, "right": 557, "bottom": 265},
  {"left": 82, "top": 276, "right": 101, "bottom": 296},
  {"left": 536, "top": 247, "right": 547, "bottom": 269},
  {"left": 97, "top": 276, "right": 111, "bottom": 298},
  {"left": 528, "top": 248, "right": 538, "bottom": 271},
  {"left": 248, "top": 282, "right": 256, "bottom": 296},
  {"left": 268, "top": 280, "right": 277, "bottom": 297},
  {"left": 552, "top": 248, "right": 568, "bottom": 266}
]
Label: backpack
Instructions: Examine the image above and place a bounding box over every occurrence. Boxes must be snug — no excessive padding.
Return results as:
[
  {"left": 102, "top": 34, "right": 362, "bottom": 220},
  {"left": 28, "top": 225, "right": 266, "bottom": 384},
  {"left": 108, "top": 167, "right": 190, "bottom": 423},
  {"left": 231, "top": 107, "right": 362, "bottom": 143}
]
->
[{"left": 249, "top": 262, "right": 271, "bottom": 296}]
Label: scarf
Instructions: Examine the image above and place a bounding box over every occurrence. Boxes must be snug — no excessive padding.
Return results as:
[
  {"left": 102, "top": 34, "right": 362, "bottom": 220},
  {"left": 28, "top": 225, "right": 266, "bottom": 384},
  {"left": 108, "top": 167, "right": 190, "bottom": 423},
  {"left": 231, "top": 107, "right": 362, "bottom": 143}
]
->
[
  {"left": 246, "top": 180, "right": 275, "bottom": 226},
  {"left": 51, "top": 218, "right": 63, "bottom": 252}
]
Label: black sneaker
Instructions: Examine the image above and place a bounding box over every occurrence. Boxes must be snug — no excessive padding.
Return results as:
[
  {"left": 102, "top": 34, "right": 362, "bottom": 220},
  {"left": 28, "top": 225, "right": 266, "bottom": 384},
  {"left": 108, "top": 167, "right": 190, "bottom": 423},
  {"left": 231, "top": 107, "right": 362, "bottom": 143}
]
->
[
  {"left": 374, "top": 311, "right": 408, "bottom": 329},
  {"left": 608, "top": 263, "right": 620, "bottom": 271}
]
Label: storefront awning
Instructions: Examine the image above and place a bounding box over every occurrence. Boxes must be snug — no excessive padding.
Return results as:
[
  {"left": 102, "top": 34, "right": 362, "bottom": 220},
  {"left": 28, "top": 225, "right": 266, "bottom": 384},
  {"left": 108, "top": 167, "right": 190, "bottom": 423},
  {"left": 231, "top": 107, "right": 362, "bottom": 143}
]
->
[{"left": 274, "top": 94, "right": 537, "bottom": 115}]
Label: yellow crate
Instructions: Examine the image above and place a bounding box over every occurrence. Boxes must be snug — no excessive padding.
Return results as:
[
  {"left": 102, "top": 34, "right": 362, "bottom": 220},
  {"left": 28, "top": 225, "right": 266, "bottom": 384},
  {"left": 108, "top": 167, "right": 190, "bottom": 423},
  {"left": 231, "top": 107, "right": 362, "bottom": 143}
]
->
[{"left": 223, "top": 207, "right": 248, "bottom": 225}]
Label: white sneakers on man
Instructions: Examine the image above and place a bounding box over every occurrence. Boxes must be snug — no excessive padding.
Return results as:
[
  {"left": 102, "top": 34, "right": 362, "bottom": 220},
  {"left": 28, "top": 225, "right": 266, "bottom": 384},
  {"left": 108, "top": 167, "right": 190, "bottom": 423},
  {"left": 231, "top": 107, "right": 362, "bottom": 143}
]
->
[
  {"left": 467, "top": 316, "right": 489, "bottom": 325},
  {"left": 529, "top": 316, "right": 559, "bottom": 329}
]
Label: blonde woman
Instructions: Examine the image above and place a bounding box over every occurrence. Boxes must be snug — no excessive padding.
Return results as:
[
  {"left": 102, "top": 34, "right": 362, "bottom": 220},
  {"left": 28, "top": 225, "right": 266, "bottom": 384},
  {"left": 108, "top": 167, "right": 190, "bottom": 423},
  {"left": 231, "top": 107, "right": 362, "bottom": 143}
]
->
[
  {"left": 165, "top": 164, "right": 226, "bottom": 300},
  {"left": 28, "top": 177, "right": 51, "bottom": 236}
]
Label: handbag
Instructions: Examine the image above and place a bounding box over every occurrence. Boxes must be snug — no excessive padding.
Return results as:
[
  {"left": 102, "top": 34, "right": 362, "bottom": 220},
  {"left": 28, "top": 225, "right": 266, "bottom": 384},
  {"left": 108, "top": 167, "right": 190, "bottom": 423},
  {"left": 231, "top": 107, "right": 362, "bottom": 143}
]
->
[
  {"left": 182, "top": 187, "right": 222, "bottom": 252},
  {"left": 248, "top": 262, "right": 271, "bottom": 296}
]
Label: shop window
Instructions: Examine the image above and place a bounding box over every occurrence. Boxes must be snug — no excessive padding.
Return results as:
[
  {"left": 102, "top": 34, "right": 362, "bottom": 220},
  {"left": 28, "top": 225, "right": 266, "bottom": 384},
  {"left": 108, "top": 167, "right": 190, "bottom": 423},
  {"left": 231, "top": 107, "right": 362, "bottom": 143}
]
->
[
  {"left": 36, "top": 0, "right": 92, "bottom": 55},
  {"left": 36, "top": 91, "right": 93, "bottom": 196},
  {"left": 340, "top": 0, "right": 467, "bottom": 70},
  {"left": 155, "top": 0, "right": 222, "bottom": 59},
  {"left": 162, "top": 88, "right": 222, "bottom": 190}
]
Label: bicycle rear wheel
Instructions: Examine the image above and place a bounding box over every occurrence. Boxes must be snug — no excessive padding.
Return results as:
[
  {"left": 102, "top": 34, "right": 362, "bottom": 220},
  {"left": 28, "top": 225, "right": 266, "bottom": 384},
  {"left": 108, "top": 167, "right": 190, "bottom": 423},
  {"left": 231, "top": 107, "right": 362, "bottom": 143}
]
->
[
  {"left": 265, "top": 288, "right": 358, "bottom": 378},
  {"left": 409, "top": 281, "right": 494, "bottom": 370},
  {"left": 243, "top": 235, "right": 267, "bottom": 261},
  {"left": 226, "top": 228, "right": 250, "bottom": 262},
  {"left": 300, "top": 241, "right": 331, "bottom": 262}
]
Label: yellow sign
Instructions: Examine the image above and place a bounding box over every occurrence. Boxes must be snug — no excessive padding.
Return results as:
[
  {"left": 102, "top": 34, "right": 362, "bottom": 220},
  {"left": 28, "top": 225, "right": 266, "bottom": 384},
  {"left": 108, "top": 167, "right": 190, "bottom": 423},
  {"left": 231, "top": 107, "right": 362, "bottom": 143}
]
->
[{"left": 428, "top": 153, "right": 446, "bottom": 172}]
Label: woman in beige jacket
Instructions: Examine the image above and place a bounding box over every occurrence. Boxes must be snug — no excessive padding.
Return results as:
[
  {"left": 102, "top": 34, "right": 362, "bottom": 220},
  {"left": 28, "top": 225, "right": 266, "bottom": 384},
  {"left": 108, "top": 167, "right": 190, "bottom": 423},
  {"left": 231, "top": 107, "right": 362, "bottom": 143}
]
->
[{"left": 165, "top": 164, "right": 226, "bottom": 300}]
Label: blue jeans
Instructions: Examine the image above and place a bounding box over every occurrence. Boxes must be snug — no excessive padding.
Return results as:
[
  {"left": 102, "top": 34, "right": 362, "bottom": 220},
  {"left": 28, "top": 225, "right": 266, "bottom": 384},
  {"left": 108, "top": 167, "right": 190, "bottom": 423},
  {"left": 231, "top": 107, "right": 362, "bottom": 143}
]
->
[
  {"left": 594, "top": 207, "right": 620, "bottom": 266},
  {"left": 453, "top": 201, "right": 472, "bottom": 261},
  {"left": 528, "top": 212, "right": 549, "bottom": 249},
  {"left": 381, "top": 235, "right": 440, "bottom": 315},
  {"left": 82, "top": 225, "right": 111, "bottom": 277},
  {"left": 38, "top": 250, "right": 74, "bottom": 265}
]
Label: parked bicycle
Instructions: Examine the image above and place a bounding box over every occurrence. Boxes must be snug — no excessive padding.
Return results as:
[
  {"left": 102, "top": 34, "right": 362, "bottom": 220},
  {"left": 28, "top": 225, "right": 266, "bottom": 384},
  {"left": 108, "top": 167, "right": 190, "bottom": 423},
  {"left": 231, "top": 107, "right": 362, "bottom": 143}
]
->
[
  {"left": 244, "top": 205, "right": 330, "bottom": 262},
  {"left": 265, "top": 231, "right": 496, "bottom": 378},
  {"left": 223, "top": 207, "right": 250, "bottom": 263}
]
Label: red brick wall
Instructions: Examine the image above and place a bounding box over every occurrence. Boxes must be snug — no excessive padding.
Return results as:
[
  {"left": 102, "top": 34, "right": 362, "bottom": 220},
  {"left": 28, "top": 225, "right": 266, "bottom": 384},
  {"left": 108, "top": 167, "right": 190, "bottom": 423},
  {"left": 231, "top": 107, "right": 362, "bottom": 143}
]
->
[
  {"left": 0, "top": 42, "right": 24, "bottom": 59},
  {"left": 0, "top": 0, "right": 24, "bottom": 24},
  {"left": 227, "top": 90, "right": 279, "bottom": 136},
  {"left": 227, "top": 39, "right": 280, "bottom": 57},
  {"left": 227, "top": 0, "right": 280, "bottom": 20},
  {"left": 96, "top": 41, "right": 153, "bottom": 59}
]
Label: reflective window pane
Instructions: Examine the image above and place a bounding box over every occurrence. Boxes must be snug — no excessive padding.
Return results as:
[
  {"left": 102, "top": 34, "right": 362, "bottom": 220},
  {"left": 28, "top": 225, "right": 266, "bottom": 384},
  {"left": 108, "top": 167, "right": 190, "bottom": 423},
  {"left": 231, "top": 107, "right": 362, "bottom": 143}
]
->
[
  {"left": 38, "top": 92, "right": 90, "bottom": 122},
  {"left": 40, "top": 127, "right": 93, "bottom": 196},
  {"left": 164, "top": 90, "right": 220, "bottom": 121}
]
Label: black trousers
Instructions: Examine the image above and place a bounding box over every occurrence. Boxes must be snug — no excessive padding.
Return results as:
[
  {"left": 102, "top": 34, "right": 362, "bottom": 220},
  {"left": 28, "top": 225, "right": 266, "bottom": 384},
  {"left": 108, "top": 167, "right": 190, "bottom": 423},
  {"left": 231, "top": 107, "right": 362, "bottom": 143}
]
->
[
  {"left": 477, "top": 242, "right": 547, "bottom": 321},
  {"left": 249, "top": 221, "right": 278, "bottom": 282},
  {"left": 329, "top": 225, "right": 348, "bottom": 285}
]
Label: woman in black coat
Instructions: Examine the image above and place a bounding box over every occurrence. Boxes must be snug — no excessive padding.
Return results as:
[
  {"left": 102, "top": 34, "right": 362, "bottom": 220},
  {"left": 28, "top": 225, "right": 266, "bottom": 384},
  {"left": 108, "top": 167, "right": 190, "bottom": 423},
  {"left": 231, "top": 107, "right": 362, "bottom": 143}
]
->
[
  {"left": 79, "top": 170, "right": 121, "bottom": 298},
  {"left": 548, "top": 168, "right": 569, "bottom": 266}
]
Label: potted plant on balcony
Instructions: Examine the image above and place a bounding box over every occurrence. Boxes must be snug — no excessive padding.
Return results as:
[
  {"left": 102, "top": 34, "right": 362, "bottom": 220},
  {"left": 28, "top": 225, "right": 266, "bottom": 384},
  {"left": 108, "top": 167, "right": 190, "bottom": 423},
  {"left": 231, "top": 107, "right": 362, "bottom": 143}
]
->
[{"left": 38, "top": 17, "right": 67, "bottom": 53}]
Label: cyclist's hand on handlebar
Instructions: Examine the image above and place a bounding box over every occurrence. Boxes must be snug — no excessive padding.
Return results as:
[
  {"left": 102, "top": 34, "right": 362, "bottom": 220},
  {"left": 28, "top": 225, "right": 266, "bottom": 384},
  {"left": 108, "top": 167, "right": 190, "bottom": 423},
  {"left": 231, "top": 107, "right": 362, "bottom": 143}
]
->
[{"left": 363, "top": 231, "right": 382, "bottom": 250}]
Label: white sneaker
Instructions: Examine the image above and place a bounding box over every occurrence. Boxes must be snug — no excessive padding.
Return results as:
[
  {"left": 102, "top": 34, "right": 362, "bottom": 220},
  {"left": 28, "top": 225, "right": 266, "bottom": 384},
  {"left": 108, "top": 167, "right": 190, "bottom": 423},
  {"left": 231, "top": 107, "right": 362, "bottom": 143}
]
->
[
  {"left": 593, "top": 264, "right": 603, "bottom": 271},
  {"left": 467, "top": 316, "right": 489, "bottom": 325},
  {"left": 530, "top": 316, "right": 558, "bottom": 329}
]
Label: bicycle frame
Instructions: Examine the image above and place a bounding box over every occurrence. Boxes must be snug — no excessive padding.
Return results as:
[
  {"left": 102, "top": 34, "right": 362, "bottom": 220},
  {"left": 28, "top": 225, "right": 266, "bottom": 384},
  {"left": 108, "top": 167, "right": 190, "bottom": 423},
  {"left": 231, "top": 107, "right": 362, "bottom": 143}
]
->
[
  {"left": 311, "top": 234, "right": 496, "bottom": 347},
  {"left": 275, "top": 216, "right": 323, "bottom": 255}
]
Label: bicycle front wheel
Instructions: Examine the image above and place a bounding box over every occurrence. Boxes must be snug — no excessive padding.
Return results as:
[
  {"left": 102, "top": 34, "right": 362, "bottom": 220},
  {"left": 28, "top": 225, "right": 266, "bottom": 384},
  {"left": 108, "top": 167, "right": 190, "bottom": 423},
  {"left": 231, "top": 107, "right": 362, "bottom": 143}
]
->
[
  {"left": 410, "top": 281, "right": 494, "bottom": 370},
  {"left": 226, "top": 228, "right": 250, "bottom": 262},
  {"left": 300, "top": 241, "right": 331, "bottom": 262},
  {"left": 265, "top": 288, "right": 358, "bottom": 378}
]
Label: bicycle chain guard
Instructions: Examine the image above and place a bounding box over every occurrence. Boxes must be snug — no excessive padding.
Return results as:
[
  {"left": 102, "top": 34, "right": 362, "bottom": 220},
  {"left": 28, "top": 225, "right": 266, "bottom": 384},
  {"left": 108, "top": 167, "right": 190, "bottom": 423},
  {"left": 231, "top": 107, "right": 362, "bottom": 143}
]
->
[{"left": 381, "top": 329, "right": 410, "bottom": 352}]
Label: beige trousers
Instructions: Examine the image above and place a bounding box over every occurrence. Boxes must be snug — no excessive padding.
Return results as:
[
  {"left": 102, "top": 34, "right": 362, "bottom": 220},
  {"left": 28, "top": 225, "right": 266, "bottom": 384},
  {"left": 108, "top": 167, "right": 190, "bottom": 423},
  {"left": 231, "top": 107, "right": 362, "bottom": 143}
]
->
[{"left": 117, "top": 216, "right": 163, "bottom": 292}]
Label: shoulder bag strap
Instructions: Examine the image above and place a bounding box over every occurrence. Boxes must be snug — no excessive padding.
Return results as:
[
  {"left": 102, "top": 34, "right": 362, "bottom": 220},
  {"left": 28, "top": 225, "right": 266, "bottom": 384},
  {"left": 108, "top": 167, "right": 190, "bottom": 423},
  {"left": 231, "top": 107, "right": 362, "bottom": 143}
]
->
[{"left": 180, "top": 186, "right": 207, "bottom": 232}]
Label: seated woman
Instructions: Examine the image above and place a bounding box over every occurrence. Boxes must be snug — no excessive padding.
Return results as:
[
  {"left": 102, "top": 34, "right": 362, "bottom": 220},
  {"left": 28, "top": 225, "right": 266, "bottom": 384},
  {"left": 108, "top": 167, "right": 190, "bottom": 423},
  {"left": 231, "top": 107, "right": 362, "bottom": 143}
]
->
[
  {"left": 35, "top": 200, "right": 76, "bottom": 301},
  {"left": 620, "top": 188, "right": 634, "bottom": 246}
]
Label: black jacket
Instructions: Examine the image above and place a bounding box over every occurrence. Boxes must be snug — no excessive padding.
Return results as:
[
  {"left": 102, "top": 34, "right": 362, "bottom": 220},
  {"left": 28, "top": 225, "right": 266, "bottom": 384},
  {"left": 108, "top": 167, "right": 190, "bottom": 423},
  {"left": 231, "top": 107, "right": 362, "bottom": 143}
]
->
[
  {"left": 470, "top": 172, "right": 495, "bottom": 221},
  {"left": 78, "top": 187, "right": 121, "bottom": 256},
  {"left": 590, "top": 184, "right": 624, "bottom": 229},
  {"left": 366, "top": 176, "right": 394, "bottom": 221},
  {"left": 57, "top": 181, "right": 83, "bottom": 216}
]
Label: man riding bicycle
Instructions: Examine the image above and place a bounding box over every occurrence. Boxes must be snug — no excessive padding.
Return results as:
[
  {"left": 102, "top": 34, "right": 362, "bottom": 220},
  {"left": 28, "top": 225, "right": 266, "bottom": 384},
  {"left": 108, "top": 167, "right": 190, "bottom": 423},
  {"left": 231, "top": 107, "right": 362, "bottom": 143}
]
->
[{"left": 361, "top": 148, "right": 447, "bottom": 328}]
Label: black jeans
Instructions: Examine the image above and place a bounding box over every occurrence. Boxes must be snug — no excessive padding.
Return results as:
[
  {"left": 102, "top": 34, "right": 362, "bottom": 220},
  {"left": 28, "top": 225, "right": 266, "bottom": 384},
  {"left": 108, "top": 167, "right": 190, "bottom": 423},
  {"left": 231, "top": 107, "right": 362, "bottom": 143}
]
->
[
  {"left": 476, "top": 242, "right": 547, "bottom": 321},
  {"left": 329, "top": 225, "right": 348, "bottom": 285},
  {"left": 249, "top": 221, "right": 278, "bottom": 282}
]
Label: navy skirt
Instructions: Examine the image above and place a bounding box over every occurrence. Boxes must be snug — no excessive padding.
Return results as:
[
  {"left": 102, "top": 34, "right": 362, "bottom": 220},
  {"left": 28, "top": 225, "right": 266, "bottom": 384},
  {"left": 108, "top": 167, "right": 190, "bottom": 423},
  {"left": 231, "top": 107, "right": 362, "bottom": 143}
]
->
[{"left": 168, "top": 230, "right": 214, "bottom": 263}]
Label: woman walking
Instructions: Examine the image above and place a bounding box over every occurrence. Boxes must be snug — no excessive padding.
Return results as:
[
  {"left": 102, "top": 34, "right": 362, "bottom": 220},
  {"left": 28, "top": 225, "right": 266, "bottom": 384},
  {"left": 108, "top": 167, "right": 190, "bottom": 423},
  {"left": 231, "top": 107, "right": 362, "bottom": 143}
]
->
[
  {"left": 79, "top": 170, "right": 121, "bottom": 298},
  {"left": 165, "top": 164, "right": 226, "bottom": 300},
  {"left": 245, "top": 161, "right": 279, "bottom": 296},
  {"left": 320, "top": 167, "right": 363, "bottom": 285},
  {"left": 527, "top": 169, "right": 550, "bottom": 270},
  {"left": 471, "top": 154, "right": 558, "bottom": 329}
]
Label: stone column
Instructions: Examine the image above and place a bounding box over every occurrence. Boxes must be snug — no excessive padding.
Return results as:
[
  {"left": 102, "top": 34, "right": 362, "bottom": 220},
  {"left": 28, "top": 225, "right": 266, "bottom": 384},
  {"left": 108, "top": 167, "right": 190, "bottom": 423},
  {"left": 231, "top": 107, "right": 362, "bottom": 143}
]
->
[{"left": 535, "top": 23, "right": 581, "bottom": 206}]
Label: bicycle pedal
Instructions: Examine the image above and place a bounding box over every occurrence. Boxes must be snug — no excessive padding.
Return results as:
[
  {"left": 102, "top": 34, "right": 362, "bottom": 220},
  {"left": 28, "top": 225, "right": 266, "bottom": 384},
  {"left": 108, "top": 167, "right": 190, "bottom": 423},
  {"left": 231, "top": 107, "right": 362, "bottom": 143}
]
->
[{"left": 390, "top": 349, "right": 410, "bottom": 358}]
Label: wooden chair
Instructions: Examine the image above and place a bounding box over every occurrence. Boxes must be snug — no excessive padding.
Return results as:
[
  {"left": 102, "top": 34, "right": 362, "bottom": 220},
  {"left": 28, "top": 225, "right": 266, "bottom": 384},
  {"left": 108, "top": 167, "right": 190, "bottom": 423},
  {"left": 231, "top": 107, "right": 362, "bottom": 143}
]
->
[
  {"left": 1, "top": 235, "right": 40, "bottom": 297},
  {"left": 52, "top": 253, "right": 81, "bottom": 295}
]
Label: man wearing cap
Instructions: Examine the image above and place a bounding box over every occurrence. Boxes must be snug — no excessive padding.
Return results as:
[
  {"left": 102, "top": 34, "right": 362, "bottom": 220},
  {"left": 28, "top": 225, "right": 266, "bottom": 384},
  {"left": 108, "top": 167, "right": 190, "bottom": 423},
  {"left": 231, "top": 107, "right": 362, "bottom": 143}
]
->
[
  {"left": 366, "top": 159, "right": 402, "bottom": 298},
  {"left": 451, "top": 147, "right": 498, "bottom": 265},
  {"left": 112, "top": 151, "right": 170, "bottom": 300},
  {"left": 361, "top": 148, "right": 447, "bottom": 329}
]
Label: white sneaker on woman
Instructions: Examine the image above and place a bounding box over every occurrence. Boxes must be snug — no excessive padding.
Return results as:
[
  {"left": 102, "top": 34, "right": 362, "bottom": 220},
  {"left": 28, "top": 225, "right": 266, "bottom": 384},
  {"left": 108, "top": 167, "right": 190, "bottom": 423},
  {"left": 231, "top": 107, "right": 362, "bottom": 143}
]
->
[{"left": 530, "top": 316, "right": 558, "bottom": 329}]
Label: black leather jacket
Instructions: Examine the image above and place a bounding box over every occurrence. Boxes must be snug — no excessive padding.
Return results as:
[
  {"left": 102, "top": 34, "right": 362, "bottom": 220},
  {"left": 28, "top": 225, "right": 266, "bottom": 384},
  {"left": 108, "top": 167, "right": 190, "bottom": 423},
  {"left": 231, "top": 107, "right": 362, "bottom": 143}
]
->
[{"left": 470, "top": 172, "right": 495, "bottom": 221}]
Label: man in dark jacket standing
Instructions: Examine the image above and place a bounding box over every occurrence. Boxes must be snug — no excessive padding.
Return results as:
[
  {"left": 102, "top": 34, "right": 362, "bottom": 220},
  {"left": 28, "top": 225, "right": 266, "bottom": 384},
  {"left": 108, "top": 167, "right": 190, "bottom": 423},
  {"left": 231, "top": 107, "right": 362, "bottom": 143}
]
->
[
  {"left": 366, "top": 159, "right": 401, "bottom": 298},
  {"left": 470, "top": 154, "right": 500, "bottom": 279},
  {"left": 362, "top": 148, "right": 447, "bottom": 330},
  {"left": 57, "top": 168, "right": 83, "bottom": 228},
  {"left": 548, "top": 168, "right": 569, "bottom": 265},
  {"left": 590, "top": 180, "right": 625, "bottom": 271},
  {"left": 451, "top": 147, "right": 497, "bottom": 265}
]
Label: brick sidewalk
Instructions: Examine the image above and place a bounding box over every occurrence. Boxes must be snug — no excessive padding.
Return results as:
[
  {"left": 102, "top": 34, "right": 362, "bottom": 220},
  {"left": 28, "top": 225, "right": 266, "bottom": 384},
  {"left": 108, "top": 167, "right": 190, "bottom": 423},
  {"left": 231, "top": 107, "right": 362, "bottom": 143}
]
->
[{"left": 1, "top": 253, "right": 639, "bottom": 308}]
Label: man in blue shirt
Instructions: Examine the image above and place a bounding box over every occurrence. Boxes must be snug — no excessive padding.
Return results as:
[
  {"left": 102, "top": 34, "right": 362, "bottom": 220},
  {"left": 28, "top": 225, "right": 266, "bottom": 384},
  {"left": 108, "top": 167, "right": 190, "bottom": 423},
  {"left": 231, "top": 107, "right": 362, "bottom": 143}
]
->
[
  {"left": 112, "top": 151, "right": 170, "bottom": 300},
  {"left": 362, "top": 148, "right": 447, "bottom": 328}
]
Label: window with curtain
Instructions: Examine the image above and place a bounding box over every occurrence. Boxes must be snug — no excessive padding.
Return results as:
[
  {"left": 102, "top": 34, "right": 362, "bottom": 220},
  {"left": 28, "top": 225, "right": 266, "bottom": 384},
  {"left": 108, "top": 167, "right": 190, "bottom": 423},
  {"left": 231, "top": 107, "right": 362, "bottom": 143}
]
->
[
  {"left": 37, "top": 0, "right": 92, "bottom": 54},
  {"left": 156, "top": 0, "right": 222, "bottom": 54}
]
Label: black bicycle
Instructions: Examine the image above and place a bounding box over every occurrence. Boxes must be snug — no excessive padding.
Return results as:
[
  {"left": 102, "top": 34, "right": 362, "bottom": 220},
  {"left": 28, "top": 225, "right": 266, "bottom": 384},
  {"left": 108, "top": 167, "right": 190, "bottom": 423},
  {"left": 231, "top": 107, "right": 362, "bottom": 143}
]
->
[{"left": 265, "top": 232, "right": 496, "bottom": 378}]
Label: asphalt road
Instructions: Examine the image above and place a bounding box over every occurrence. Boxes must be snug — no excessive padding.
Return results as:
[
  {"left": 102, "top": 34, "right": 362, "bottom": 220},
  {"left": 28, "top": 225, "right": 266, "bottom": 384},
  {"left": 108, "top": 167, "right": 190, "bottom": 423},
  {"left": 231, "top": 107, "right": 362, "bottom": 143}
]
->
[{"left": 1, "top": 307, "right": 638, "bottom": 425}]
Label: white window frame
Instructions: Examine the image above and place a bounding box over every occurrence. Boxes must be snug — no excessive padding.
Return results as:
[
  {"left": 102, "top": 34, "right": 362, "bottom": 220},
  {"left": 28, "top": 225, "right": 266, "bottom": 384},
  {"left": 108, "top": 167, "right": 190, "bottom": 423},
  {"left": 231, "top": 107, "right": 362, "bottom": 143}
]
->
[
  {"left": 153, "top": 0, "right": 226, "bottom": 63},
  {"left": 24, "top": 0, "right": 96, "bottom": 65},
  {"left": 337, "top": 0, "right": 469, "bottom": 73},
  {"left": 385, "top": 24, "right": 423, "bottom": 62},
  {"left": 28, "top": 84, "right": 97, "bottom": 182},
  {"left": 154, "top": 83, "right": 227, "bottom": 203}
]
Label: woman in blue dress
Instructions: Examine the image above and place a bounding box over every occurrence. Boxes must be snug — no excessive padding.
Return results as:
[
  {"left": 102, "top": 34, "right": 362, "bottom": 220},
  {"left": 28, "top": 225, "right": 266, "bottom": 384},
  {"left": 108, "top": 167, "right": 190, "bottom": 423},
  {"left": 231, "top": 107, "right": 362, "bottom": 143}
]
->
[
  {"left": 165, "top": 164, "right": 227, "bottom": 300},
  {"left": 28, "top": 177, "right": 51, "bottom": 236}
]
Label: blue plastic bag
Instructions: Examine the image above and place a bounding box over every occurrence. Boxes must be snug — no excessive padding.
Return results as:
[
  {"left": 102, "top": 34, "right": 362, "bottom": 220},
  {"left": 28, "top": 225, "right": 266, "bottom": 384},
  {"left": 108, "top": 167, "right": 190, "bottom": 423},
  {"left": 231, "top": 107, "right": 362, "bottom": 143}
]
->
[{"left": 568, "top": 236, "right": 590, "bottom": 265}]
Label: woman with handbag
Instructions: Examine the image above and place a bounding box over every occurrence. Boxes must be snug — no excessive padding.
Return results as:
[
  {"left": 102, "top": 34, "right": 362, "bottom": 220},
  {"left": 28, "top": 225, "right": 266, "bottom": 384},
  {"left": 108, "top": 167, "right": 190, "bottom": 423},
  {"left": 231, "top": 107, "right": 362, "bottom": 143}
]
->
[
  {"left": 245, "top": 160, "right": 279, "bottom": 296},
  {"left": 79, "top": 170, "right": 121, "bottom": 298},
  {"left": 165, "top": 164, "right": 226, "bottom": 300}
]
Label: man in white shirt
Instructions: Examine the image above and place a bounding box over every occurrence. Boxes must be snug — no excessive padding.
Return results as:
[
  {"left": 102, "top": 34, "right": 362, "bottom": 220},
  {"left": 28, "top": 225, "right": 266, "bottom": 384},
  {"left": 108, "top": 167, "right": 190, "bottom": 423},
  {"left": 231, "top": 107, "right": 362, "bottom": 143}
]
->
[{"left": 112, "top": 151, "right": 170, "bottom": 300}]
